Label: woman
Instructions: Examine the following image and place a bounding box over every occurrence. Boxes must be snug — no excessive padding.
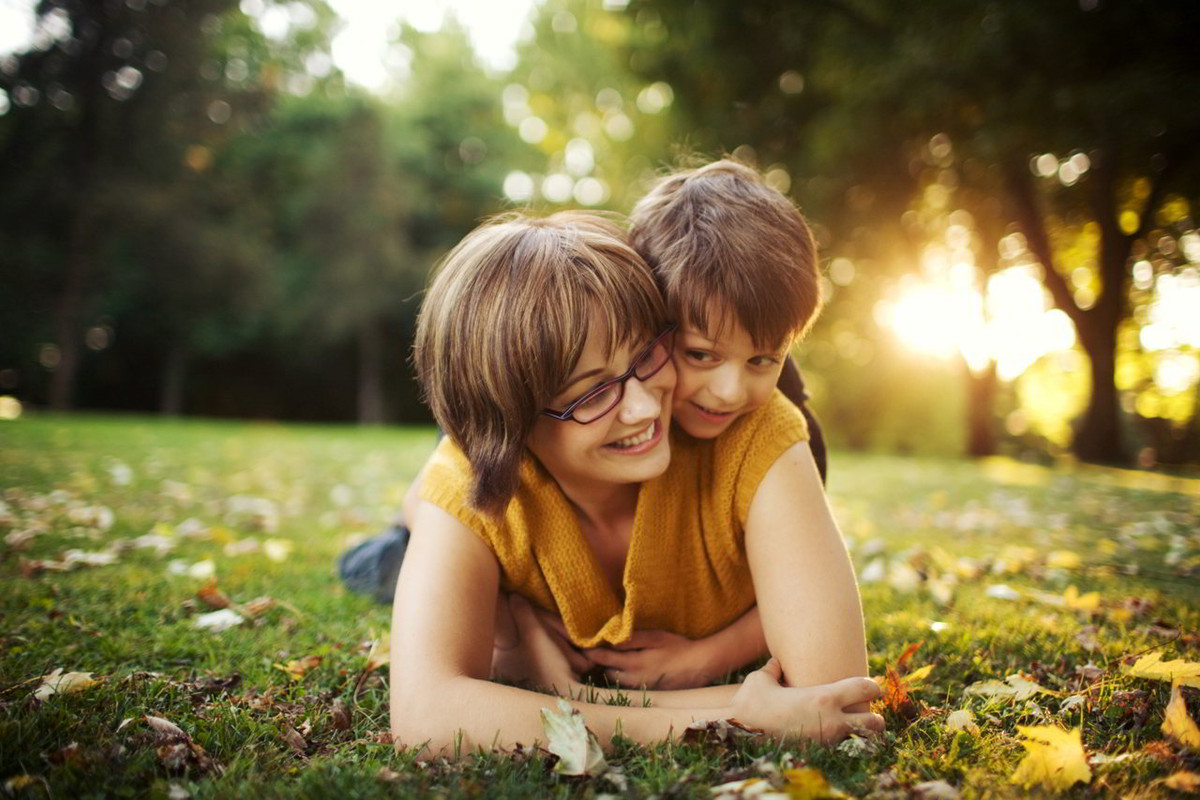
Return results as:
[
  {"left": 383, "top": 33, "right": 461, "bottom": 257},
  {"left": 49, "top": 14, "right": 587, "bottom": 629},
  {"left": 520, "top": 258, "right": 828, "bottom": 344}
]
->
[{"left": 390, "top": 211, "right": 880, "bottom": 755}]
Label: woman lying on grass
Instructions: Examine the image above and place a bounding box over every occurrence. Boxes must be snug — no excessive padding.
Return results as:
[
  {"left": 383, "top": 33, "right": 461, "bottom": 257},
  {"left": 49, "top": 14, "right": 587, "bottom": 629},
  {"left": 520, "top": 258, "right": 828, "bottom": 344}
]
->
[{"left": 390, "top": 211, "right": 882, "bottom": 755}]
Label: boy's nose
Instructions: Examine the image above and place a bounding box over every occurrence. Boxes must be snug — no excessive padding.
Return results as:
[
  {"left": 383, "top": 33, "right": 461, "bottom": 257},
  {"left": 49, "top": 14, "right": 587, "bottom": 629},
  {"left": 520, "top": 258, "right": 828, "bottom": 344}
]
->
[{"left": 709, "top": 366, "right": 746, "bottom": 407}]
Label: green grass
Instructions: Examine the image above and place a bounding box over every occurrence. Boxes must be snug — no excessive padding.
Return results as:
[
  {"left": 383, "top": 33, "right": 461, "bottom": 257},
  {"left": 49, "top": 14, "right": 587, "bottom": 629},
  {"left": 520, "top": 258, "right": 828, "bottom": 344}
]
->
[{"left": 1, "top": 413, "right": 1198, "bottom": 798}]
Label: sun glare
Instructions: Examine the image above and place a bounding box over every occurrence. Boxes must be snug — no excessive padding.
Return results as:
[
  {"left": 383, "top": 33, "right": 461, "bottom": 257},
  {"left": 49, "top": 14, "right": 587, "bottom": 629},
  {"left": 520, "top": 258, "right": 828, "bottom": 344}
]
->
[{"left": 878, "top": 264, "right": 1075, "bottom": 381}]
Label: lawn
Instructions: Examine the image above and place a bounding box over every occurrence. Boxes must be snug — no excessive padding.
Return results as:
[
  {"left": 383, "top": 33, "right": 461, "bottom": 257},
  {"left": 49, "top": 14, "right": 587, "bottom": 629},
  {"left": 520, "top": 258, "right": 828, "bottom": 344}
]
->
[{"left": 1, "top": 414, "right": 1198, "bottom": 799}]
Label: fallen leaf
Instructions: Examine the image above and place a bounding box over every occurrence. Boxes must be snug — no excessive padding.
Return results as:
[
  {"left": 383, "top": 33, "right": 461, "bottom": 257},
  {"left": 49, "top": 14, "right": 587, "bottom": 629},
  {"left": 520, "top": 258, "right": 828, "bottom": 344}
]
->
[
  {"left": 167, "top": 784, "right": 191, "bottom": 800},
  {"left": 240, "top": 596, "right": 274, "bottom": 618},
  {"left": 945, "top": 709, "right": 980, "bottom": 735},
  {"left": 1046, "top": 551, "right": 1082, "bottom": 570},
  {"left": 1063, "top": 585, "right": 1100, "bottom": 613},
  {"left": 263, "top": 538, "right": 293, "bottom": 562},
  {"left": 710, "top": 777, "right": 785, "bottom": 799},
  {"left": 835, "top": 733, "right": 878, "bottom": 757},
  {"left": 965, "top": 674, "right": 1049, "bottom": 701},
  {"left": 197, "top": 581, "right": 231, "bottom": 610},
  {"left": 282, "top": 725, "right": 307, "bottom": 756},
  {"left": 913, "top": 779, "right": 960, "bottom": 800},
  {"left": 539, "top": 698, "right": 607, "bottom": 776},
  {"left": 1161, "top": 771, "right": 1200, "bottom": 793},
  {"left": 682, "top": 717, "right": 763, "bottom": 746},
  {"left": 364, "top": 635, "right": 391, "bottom": 672},
  {"left": 376, "top": 767, "right": 403, "bottom": 782},
  {"left": 783, "top": 766, "right": 848, "bottom": 799},
  {"left": 194, "top": 609, "right": 245, "bottom": 632},
  {"left": 1009, "top": 725, "right": 1092, "bottom": 792},
  {"left": 145, "top": 714, "right": 188, "bottom": 739},
  {"left": 33, "top": 668, "right": 97, "bottom": 701},
  {"left": 3, "top": 775, "right": 43, "bottom": 793},
  {"left": 1163, "top": 680, "right": 1200, "bottom": 749},
  {"left": 329, "top": 698, "right": 352, "bottom": 731},
  {"left": 276, "top": 655, "right": 322, "bottom": 682},
  {"left": 985, "top": 584, "right": 1021, "bottom": 601},
  {"left": 1127, "top": 653, "right": 1200, "bottom": 688}
]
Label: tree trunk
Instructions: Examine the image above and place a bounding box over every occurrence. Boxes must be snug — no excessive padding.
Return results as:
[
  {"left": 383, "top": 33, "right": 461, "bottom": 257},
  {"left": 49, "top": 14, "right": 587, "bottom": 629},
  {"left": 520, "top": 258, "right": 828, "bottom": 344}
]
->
[
  {"left": 1073, "top": 323, "right": 1123, "bottom": 463},
  {"left": 48, "top": 214, "right": 97, "bottom": 410},
  {"left": 357, "top": 317, "right": 385, "bottom": 425},
  {"left": 160, "top": 344, "right": 186, "bottom": 416},
  {"left": 964, "top": 358, "right": 997, "bottom": 457}
]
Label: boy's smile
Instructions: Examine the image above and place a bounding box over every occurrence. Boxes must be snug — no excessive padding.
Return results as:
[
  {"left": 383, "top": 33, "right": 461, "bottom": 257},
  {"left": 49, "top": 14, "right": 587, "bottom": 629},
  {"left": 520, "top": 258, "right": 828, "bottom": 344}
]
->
[{"left": 671, "top": 315, "right": 791, "bottom": 439}]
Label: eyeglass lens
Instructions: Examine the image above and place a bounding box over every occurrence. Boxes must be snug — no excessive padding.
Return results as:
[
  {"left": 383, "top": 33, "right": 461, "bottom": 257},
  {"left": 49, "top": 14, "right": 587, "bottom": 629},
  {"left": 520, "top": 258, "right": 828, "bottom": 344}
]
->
[{"left": 572, "top": 335, "right": 671, "bottom": 423}]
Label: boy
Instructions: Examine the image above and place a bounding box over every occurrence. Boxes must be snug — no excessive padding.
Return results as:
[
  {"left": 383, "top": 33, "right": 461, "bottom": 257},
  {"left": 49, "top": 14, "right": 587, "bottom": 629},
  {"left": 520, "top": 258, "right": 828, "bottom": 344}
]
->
[{"left": 574, "top": 159, "right": 831, "bottom": 688}]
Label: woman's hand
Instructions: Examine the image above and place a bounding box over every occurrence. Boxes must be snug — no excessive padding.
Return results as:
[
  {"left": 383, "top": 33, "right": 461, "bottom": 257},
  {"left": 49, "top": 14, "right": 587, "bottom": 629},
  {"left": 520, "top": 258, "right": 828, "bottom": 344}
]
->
[
  {"left": 583, "top": 630, "right": 721, "bottom": 690},
  {"left": 729, "top": 658, "right": 885, "bottom": 744},
  {"left": 491, "top": 594, "right": 593, "bottom": 693}
]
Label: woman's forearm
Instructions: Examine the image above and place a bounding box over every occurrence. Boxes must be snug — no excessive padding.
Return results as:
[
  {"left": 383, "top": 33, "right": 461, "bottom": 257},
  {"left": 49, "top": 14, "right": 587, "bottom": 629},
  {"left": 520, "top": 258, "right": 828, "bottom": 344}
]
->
[{"left": 392, "top": 673, "right": 728, "bottom": 757}]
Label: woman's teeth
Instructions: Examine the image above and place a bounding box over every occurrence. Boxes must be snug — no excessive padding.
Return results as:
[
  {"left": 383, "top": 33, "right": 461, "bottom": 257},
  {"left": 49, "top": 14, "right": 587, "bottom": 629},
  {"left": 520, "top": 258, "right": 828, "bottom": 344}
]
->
[{"left": 611, "top": 423, "right": 655, "bottom": 448}]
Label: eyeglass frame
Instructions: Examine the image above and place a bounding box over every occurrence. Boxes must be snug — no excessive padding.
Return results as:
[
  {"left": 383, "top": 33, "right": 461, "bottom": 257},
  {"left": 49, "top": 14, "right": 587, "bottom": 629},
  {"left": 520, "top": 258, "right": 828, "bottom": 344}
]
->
[{"left": 540, "top": 324, "right": 677, "bottom": 424}]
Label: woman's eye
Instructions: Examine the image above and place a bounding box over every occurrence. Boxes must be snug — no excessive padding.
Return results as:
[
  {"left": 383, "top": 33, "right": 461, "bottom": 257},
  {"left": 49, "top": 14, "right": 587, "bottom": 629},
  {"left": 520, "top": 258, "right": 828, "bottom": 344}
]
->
[
  {"left": 751, "top": 356, "right": 781, "bottom": 367},
  {"left": 684, "top": 349, "right": 714, "bottom": 362}
]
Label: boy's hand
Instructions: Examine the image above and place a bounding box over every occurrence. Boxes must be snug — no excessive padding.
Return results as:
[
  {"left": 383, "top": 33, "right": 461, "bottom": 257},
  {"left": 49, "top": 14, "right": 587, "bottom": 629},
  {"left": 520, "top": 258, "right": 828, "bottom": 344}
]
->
[
  {"left": 491, "top": 595, "right": 593, "bottom": 690},
  {"left": 730, "top": 658, "right": 885, "bottom": 744},
  {"left": 583, "top": 630, "right": 719, "bottom": 690}
]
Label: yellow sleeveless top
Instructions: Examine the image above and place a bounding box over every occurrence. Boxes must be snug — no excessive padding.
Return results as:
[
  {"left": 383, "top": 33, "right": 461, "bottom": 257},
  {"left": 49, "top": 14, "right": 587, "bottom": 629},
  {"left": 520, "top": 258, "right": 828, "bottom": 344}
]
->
[{"left": 419, "top": 390, "right": 809, "bottom": 648}]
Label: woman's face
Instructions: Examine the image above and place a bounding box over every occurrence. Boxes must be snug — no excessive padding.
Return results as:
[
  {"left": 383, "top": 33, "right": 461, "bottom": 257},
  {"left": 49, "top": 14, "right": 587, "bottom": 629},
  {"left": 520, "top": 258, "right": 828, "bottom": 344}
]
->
[{"left": 528, "top": 323, "right": 675, "bottom": 492}]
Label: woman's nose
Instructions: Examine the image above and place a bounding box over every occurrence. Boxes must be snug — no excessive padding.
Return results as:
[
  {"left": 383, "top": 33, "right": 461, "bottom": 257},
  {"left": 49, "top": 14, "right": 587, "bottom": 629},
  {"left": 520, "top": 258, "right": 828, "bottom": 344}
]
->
[{"left": 618, "top": 374, "right": 662, "bottom": 425}]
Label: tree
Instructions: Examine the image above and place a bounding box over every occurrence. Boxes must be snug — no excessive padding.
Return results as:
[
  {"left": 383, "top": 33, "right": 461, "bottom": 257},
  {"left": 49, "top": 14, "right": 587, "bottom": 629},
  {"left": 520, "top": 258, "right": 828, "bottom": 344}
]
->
[{"left": 625, "top": 0, "right": 1200, "bottom": 463}]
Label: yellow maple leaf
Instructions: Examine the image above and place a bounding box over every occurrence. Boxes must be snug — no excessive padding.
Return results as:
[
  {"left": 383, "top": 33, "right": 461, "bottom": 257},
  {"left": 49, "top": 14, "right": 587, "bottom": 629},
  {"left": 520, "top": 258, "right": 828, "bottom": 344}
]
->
[
  {"left": 1046, "top": 550, "right": 1082, "bottom": 569},
  {"left": 1161, "top": 771, "right": 1200, "bottom": 793},
  {"left": 1063, "top": 585, "right": 1099, "bottom": 613},
  {"left": 784, "top": 767, "right": 848, "bottom": 799},
  {"left": 1163, "top": 680, "right": 1200, "bottom": 749},
  {"left": 1009, "top": 725, "right": 1092, "bottom": 791},
  {"left": 275, "top": 655, "right": 322, "bottom": 682},
  {"left": 1127, "top": 653, "right": 1200, "bottom": 688}
]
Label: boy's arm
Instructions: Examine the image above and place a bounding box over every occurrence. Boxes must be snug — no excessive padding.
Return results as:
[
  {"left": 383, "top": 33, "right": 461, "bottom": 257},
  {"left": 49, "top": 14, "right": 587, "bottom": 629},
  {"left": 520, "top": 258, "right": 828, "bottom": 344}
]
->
[
  {"left": 580, "top": 607, "right": 768, "bottom": 691},
  {"left": 744, "top": 440, "right": 870, "bottom": 699}
]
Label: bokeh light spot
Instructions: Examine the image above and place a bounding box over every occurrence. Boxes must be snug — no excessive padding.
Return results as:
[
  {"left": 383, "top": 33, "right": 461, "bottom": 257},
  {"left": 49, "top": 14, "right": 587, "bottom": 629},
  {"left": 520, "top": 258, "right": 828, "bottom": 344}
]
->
[{"left": 0, "top": 396, "right": 21, "bottom": 421}]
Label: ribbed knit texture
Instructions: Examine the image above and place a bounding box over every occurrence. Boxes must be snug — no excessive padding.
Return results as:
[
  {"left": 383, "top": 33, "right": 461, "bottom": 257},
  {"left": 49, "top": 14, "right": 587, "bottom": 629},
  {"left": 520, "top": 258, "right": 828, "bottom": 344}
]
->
[{"left": 419, "top": 389, "right": 809, "bottom": 648}]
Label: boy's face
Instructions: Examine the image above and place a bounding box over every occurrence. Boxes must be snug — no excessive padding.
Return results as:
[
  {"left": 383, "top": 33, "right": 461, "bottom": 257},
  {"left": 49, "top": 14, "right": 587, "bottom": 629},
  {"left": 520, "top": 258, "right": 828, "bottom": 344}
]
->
[{"left": 671, "top": 310, "right": 790, "bottom": 439}]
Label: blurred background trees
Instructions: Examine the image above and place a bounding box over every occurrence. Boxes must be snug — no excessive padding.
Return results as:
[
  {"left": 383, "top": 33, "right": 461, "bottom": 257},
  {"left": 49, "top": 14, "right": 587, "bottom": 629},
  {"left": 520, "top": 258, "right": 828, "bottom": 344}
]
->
[{"left": 2, "top": 0, "right": 1197, "bottom": 468}]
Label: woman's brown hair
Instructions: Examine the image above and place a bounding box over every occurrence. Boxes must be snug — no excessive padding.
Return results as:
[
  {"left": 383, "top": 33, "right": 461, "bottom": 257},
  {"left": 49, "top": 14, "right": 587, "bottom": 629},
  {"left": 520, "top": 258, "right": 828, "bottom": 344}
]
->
[{"left": 413, "top": 211, "right": 666, "bottom": 514}]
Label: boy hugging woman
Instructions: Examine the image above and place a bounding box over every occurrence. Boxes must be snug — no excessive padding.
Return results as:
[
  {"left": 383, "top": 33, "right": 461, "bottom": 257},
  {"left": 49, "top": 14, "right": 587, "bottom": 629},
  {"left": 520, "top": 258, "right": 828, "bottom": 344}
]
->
[{"left": 340, "top": 159, "right": 882, "bottom": 754}]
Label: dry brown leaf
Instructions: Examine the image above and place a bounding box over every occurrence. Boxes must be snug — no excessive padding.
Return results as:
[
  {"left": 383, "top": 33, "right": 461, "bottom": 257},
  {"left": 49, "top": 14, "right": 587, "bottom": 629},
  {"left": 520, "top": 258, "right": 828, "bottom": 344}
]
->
[
  {"left": 329, "top": 698, "right": 352, "bottom": 731},
  {"left": 240, "top": 596, "right": 274, "bottom": 618},
  {"left": 681, "top": 717, "right": 763, "bottom": 746},
  {"left": 282, "top": 725, "right": 308, "bottom": 756},
  {"left": 1163, "top": 680, "right": 1200, "bottom": 749},
  {"left": 197, "top": 581, "right": 231, "bottom": 610},
  {"left": 1009, "top": 725, "right": 1092, "bottom": 791}
]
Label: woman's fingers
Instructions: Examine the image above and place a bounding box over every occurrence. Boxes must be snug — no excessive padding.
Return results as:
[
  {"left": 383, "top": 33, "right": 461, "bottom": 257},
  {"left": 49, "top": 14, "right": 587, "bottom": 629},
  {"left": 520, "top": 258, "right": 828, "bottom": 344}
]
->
[
  {"left": 847, "top": 711, "right": 886, "bottom": 736},
  {"left": 834, "top": 676, "right": 882, "bottom": 706}
]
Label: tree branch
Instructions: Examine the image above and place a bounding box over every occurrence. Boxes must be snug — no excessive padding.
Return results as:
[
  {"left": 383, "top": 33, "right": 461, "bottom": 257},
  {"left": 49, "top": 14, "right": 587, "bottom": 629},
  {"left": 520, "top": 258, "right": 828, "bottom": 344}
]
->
[{"left": 1003, "top": 158, "right": 1085, "bottom": 329}]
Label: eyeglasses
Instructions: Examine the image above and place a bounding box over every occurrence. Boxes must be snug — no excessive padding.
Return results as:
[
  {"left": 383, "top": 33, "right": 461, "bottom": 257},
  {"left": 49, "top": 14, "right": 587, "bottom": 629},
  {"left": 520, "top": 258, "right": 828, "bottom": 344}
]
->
[{"left": 541, "top": 325, "right": 676, "bottom": 424}]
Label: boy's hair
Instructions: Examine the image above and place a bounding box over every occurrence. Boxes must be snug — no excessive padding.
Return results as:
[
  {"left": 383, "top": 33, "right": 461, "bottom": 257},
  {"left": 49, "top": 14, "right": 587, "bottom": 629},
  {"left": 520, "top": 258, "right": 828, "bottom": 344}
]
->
[
  {"left": 414, "top": 211, "right": 666, "bottom": 515},
  {"left": 629, "top": 159, "right": 821, "bottom": 348}
]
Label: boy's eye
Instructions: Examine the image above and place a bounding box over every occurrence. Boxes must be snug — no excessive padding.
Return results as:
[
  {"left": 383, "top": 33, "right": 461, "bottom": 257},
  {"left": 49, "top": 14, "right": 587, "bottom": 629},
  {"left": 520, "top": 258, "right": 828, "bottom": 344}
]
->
[
  {"left": 750, "top": 356, "right": 782, "bottom": 368},
  {"left": 683, "top": 349, "right": 715, "bottom": 363}
]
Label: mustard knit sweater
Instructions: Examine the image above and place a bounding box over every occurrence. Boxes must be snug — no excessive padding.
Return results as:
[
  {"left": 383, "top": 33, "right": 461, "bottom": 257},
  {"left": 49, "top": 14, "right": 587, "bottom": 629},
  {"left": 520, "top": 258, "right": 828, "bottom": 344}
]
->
[{"left": 419, "top": 390, "right": 809, "bottom": 648}]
